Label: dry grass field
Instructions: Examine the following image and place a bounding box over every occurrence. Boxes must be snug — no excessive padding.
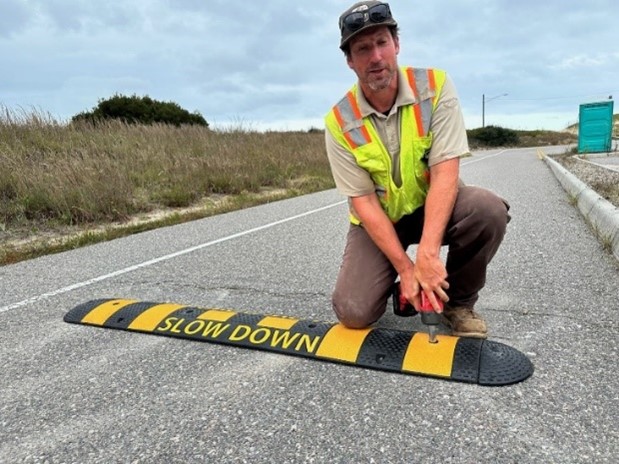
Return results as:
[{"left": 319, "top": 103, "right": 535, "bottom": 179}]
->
[{"left": 0, "top": 109, "right": 332, "bottom": 264}]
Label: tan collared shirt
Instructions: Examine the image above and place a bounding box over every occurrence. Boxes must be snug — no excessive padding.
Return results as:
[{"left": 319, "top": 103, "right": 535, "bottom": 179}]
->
[{"left": 325, "top": 68, "right": 470, "bottom": 197}]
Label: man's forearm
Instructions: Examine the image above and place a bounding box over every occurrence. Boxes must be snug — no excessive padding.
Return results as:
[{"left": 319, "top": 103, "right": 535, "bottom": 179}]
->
[
  {"left": 418, "top": 158, "right": 460, "bottom": 257},
  {"left": 351, "top": 194, "right": 413, "bottom": 276}
]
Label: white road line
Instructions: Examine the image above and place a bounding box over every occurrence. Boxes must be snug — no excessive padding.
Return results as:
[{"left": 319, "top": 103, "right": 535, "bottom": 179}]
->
[
  {"left": 462, "top": 150, "right": 508, "bottom": 166},
  {"left": 0, "top": 201, "right": 346, "bottom": 314}
]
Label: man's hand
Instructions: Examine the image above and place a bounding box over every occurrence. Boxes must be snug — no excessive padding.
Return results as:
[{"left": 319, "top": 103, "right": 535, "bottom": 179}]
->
[
  {"left": 413, "top": 248, "right": 449, "bottom": 312},
  {"left": 397, "top": 265, "right": 420, "bottom": 311}
]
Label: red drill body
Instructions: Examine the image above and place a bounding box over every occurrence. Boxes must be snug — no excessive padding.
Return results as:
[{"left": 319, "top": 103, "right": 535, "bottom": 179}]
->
[
  {"left": 419, "top": 292, "right": 442, "bottom": 343},
  {"left": 393, "top": 283, "right": 442, "bottom": 343}
]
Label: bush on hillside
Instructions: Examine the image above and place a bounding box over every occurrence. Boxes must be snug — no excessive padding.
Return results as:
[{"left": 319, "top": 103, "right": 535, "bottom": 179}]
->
[
  {"left": 72, "top": 94, "right": 208, "bottom": 127},
  {"left": 467, "top": 125, "right": 519, "bottom": 147}
]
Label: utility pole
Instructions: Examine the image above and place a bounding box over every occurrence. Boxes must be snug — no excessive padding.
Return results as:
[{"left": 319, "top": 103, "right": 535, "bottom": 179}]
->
[{"left": 482, "top": 93, "right": 508, "bottom": 128}]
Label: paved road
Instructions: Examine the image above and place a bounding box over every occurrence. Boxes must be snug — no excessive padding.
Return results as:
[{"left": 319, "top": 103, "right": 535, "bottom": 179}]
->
[{"left": 1, "top": 147, "right": 617, "bottom": 463}]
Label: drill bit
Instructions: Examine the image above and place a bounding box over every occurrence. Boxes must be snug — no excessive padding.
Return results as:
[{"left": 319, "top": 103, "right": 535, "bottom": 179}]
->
[
  {"left": 420, "top": 311, "right": 440, "bottom": 343},
  {"left": 420, "top": 292, "right": 442, "bottom": 344}
]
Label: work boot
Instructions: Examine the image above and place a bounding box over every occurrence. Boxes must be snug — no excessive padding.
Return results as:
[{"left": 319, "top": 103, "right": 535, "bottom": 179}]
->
[{"left": 441, "top": 305, "right": 488, "bottom": 339}]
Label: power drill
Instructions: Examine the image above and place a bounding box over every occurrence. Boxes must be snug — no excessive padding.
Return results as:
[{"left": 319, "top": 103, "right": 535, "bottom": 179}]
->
[{"left": 392, "top": 283, "right": 442, "bottom": 343}]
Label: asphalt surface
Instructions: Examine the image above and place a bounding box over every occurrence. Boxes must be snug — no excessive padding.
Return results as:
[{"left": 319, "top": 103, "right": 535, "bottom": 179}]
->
[{"left": 1, "top": 147, "right": 618, "bottom": 464}]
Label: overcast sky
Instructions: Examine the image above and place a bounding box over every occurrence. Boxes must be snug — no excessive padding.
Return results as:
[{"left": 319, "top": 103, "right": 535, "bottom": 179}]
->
[{"left": 1, "top": 0, "right": 617, "bottom": 131}]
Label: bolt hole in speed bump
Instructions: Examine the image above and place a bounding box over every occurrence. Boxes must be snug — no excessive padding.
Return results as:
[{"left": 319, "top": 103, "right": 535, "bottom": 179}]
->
[{"left": 64, "top": 299, "right": 534, "bottom": 386}]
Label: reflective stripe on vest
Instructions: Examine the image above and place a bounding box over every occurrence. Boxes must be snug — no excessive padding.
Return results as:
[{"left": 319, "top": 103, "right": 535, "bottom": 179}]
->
[
  {"left": 405, "top": 68, "right": 438, "bottom": 137},
  {"left": 332, "top": 91, "right": 372, "bottom": 149}
]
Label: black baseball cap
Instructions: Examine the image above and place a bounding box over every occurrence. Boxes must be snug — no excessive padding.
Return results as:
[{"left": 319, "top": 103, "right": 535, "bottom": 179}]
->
[{"left": 339, "top": 1, "right": 397, "bottom": 50}]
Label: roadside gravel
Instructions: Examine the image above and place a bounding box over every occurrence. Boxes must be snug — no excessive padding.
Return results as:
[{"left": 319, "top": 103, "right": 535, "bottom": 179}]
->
[{"left": 554, "top": 154, "right": 619, "bottom": 208}]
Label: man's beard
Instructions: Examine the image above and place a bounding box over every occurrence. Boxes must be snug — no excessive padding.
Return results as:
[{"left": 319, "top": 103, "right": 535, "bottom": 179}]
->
[{"left": 365, "top": 66, "right": 396, "bottom": 91}]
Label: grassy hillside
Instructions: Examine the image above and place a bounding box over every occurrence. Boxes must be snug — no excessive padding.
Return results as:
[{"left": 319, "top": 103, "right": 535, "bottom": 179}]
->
[{"left": 0, "top": 110, "right": 332, "bottom": 264}]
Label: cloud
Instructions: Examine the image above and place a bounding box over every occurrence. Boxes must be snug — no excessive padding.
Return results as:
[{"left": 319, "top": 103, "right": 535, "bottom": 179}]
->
[
  {"left": 0, "top": 0, "right": 32, "bottom": 38},
  {"left": 0, "top": 0, "right": 617, "bottom": 131},
  {"left": 550, "top": 53, "right": 617, "bottom": 70}
]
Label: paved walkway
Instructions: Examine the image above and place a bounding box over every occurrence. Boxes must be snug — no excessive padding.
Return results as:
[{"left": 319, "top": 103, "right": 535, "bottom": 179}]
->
[{"left": 583, "top": 154, "right": 619, "bottom": 172}]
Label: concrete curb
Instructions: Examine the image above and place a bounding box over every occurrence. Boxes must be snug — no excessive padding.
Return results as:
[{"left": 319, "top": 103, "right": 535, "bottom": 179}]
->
[{"left": 544, "top": 155, "right": 619, "bottom": 262}]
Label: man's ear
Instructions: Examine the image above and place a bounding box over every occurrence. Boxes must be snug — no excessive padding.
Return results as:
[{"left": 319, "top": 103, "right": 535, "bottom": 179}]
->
[{"left": 394, "top": 36, "right": 400, "bottom": 55}]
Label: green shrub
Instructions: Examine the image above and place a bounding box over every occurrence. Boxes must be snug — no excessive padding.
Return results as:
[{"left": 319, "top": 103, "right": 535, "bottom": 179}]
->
[
  {"left": 467, "top": 125, "right": 519, "bottom": 147},
  {"left": 72, "top": 94, "right": 208, "bottom": 127}
]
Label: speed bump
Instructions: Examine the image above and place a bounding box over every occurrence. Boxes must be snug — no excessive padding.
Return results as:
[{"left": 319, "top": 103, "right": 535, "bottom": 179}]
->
[{"left": 64, "top": 299, "right": 534, "bottom": 386}]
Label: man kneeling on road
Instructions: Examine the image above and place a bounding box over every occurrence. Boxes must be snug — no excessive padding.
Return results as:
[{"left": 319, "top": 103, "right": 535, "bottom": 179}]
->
[{"left": 324, "top": 1, "right": 510, "bottom": 338}]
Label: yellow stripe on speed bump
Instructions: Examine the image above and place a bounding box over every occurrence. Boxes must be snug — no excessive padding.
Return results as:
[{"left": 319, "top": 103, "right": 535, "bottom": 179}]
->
[
  {"left": 315, "top": 324, "right": 372, "bottom": 363},
  {"left": 81, "top": 299, "right": 138, "bottom": 326},
  {"left": 258, "top": 316, "right": 299, "bottom": 330},
  {"left": 198, "top": 309, "right": 237, "bottom": 322},
  {"left": 402, "top": 333, "right": 458, "bottom": 377},
  {"left": 128, "top": 303, "right": 187, "bottom": 331}
]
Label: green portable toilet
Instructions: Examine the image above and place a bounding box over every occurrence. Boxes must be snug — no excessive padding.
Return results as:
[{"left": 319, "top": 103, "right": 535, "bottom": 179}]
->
[{"left": 578, "top": 100, "right": 614, "bottom": 153}]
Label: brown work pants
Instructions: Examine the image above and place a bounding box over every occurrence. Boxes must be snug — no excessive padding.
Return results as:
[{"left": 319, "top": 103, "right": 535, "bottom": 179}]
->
[{"left": 332, "top": 186, "right": 510, "bottom": 328}]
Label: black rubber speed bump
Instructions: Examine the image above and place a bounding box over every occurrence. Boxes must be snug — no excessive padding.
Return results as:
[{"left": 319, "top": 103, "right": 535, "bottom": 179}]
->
[{"left": 64, "top": 299, "right": 534, "bottom": 386}]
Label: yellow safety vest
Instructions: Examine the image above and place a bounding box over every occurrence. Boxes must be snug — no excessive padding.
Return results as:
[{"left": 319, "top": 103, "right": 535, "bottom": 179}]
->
[{"left": 325, "top": 66, "right": 447, "bottom": 224}]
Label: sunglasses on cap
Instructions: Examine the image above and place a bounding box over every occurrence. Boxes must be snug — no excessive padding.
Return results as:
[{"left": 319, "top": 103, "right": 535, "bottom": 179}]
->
[{"left": 340, "top": 3, "right": 393, "bottom": 34}]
